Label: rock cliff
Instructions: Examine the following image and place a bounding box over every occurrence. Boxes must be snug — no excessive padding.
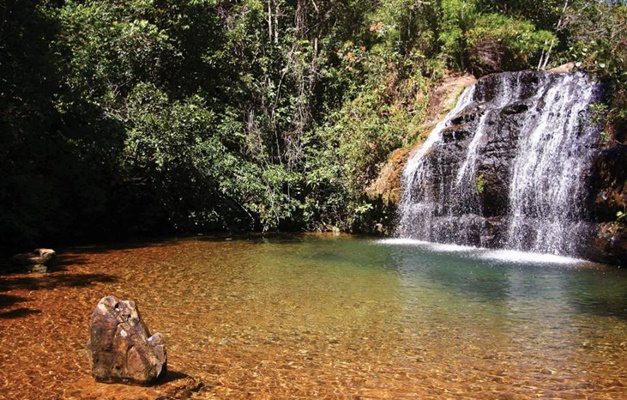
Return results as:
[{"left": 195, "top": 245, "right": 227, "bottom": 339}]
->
[{"left": 393, "top": 70, "right": 626, "bottom": 265}]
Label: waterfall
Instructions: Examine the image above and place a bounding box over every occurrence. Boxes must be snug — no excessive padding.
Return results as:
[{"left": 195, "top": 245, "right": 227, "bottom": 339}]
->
[{"left": 398, "top": 71, "right": 603, "bottom": 257}]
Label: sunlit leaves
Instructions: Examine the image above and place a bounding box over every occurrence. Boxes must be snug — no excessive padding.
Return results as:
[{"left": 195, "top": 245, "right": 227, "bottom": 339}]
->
[
  {"left": 2, "top": 0, "right": 625, "bottom": 244},
  {"left": 466, "top": 13, "right": 555, "bottom": 74}
]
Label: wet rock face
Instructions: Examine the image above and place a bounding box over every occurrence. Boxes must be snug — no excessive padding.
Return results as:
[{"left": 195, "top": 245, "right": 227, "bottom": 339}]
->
[
  {"left": 404, "top": 72, "right": 550, "bottom": 247},
  {"left": 582, "top": 222, "right": 627, "bottom": 265},
  {"left": 88, "top": 296, "right": 167, "bottom": 385},
  {"left": 400, "top": 70, "right": 626, "bottom": 264},
  {"left": 589, "top": 145, "right": 627, "bottom": 221},
  {"left": 586, "top": 144, "right": 627, "bottom": 265}
]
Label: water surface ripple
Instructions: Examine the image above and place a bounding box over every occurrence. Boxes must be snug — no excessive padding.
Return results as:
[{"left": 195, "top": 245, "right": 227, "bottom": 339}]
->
[{"left": 1, "top": 234, "right": 626, "bottom": 399}]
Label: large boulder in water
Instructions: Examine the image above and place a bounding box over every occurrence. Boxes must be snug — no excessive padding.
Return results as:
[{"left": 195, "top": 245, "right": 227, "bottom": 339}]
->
[{"left": 88, "top": 296, "right": 167, "bottom": 385}]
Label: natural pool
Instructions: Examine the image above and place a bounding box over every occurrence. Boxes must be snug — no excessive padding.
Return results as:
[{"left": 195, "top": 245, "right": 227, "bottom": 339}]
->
[{"left": 1, "top": 234, "right": 626, "bottom": 399}]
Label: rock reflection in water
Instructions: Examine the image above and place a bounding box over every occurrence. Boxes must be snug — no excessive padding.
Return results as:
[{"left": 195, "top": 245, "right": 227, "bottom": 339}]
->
[{"left": 1, "top": 234, "right": 627, "bottom": 399}]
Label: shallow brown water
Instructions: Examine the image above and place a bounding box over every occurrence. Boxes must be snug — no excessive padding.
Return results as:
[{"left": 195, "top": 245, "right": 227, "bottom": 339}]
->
[{"left": 1, "top": 234, "right": 627, "bottom": 399}]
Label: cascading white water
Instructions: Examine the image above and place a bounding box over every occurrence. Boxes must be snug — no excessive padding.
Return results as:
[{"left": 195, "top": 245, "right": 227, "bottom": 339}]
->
[
  {"left": 506, "top": 74, "right": 600, "bottom": 254},
  {"left": 398, "top": 84, "right": 478, "bottom": 242},
  {"left": 398, "top": 71, "right": 602, "bottom": 257}
]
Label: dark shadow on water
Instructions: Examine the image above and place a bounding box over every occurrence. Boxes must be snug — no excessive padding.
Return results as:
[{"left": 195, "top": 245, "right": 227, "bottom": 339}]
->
[
  {"left": 0, "top": 293, "right": 27, "bottom": 308},
  {"left": 0, "top": 307, "right": 42, "bottom": 319},
  {"left": 0, "top": 273, "right": 117, "bottom": 292},
  {"left": 0, "top": 254, "right": 89, "bottom": 275},
  {"left": 0, "top": 293, "right": 40, "bottom": 318},
  {"left": 154, "top": 370, "right": 205, "bottom": 398},
  {"left": 0, "top": 272, "right": 117, "bottom": 318},
  {"left": 157, "top": 370, "right": 190, "bottom": 385}
]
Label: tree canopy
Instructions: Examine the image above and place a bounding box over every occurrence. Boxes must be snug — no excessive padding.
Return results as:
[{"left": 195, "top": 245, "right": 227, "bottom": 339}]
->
[{"left": 1, "top": 0, "right": 625, "bottom": 250}]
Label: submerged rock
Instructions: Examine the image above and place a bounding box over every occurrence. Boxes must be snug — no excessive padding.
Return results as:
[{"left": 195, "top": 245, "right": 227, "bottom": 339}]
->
[
  {"left": 11, "top": 248, "right": 56, "bottom": 272},
  {"left": 88, "top": 296, "right": 167, "bottom": 385}
]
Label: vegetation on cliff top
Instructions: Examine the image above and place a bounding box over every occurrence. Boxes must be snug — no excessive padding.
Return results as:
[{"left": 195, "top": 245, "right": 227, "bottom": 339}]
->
[{"left": 1, "top": 0, "right": 625, "bottom": 249}]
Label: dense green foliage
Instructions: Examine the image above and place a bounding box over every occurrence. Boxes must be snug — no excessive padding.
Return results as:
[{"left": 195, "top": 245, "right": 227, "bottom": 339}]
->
[{"left": 1, "top": 0, "right": 625, "bottom": 249}]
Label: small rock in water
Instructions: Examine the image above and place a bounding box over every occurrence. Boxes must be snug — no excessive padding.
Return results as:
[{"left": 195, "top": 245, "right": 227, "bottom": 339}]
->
[
  {"left": 11, "top": 248, "right": 56, "bottom": 272},
  {"left": 88, "top": 295, "right": 167, "bottom": 385},
  {"left": 30, "top": 264, "right": 48, "bottom": 273}
]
